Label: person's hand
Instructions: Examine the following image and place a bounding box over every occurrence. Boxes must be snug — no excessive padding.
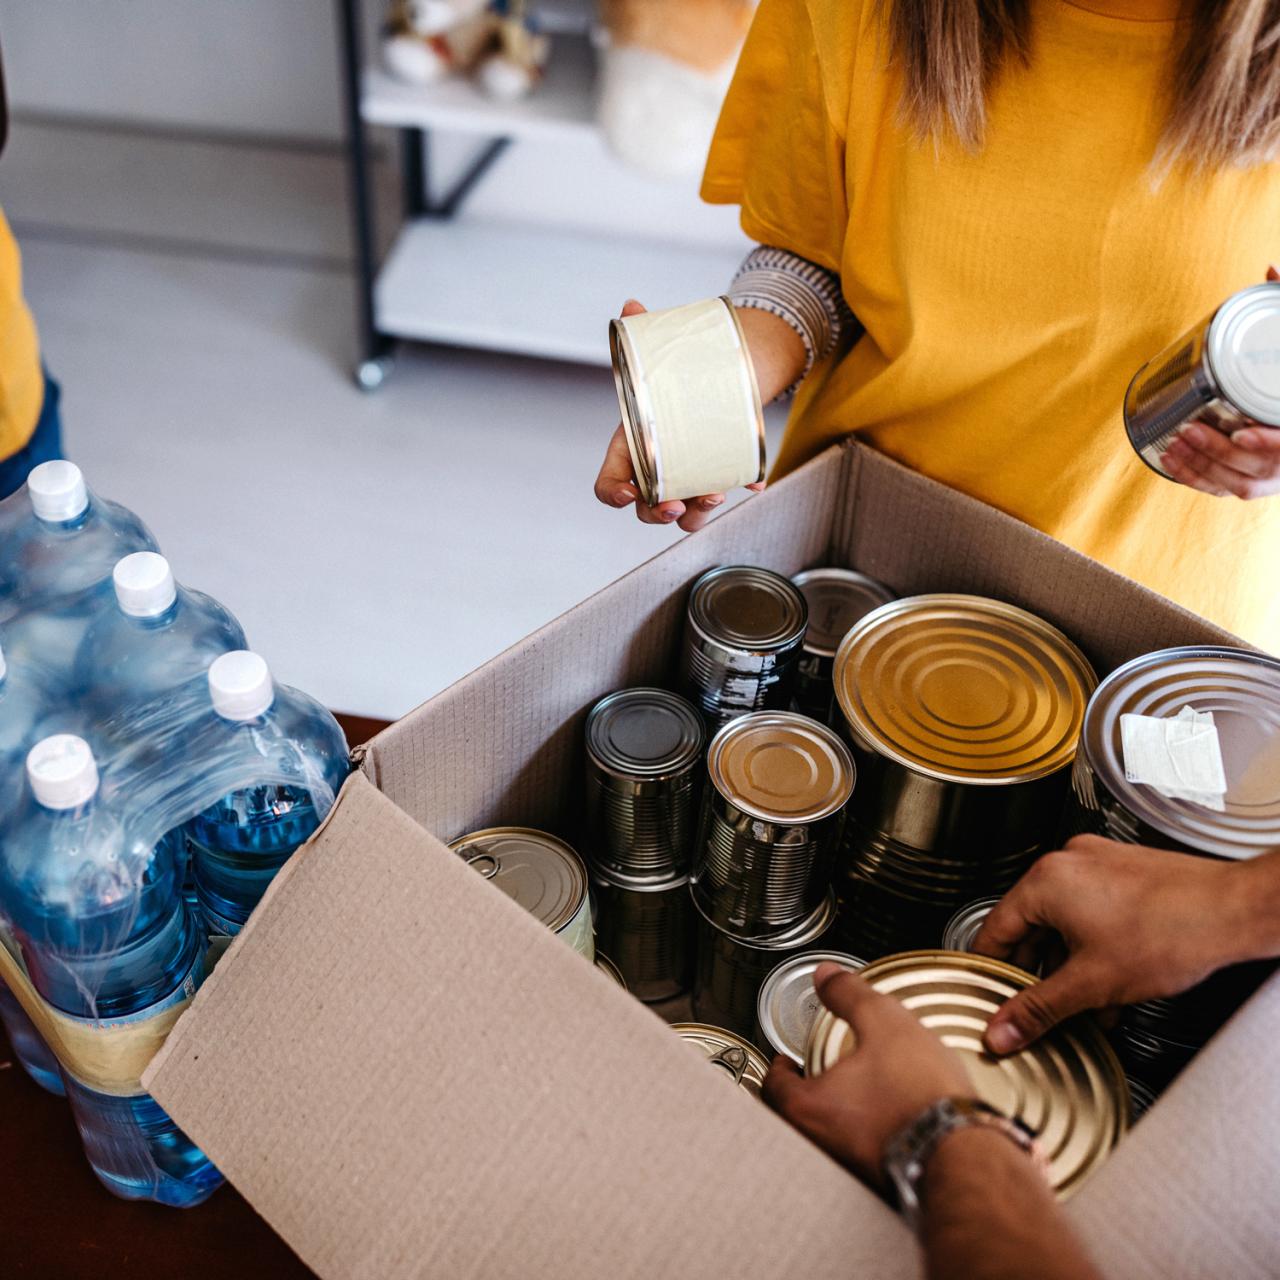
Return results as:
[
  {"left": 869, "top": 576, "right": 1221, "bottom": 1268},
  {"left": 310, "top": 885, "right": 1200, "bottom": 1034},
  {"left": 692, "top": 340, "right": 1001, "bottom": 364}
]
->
[
  {"left": 974, "top": 835, "right": 1247, "bottom": 1055},
  {"left": 763, "top": 962, "right": 973, "bottom": 1187},
  {"left": 593, "top": 299, "right": 769, "bottom": 534},
  {"left": 1159, "top": 265, "right": 1280, "bottom": 499}
]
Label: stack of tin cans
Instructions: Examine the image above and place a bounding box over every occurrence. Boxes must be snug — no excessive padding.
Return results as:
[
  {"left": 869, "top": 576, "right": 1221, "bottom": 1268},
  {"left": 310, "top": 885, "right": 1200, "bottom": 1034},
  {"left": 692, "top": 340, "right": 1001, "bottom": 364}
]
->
[
  {"left": 831, "top": 595, "right": 1097, "bottom": 958},
  {"left": 1071, "top": 645, "right": 1280, "bottom": 1094},
  {"left": 690, "top": 711, "right": 855, "bottom": 1037},
  {"left": 583, "top": 688, "right": 705, "bottom": 1001}
]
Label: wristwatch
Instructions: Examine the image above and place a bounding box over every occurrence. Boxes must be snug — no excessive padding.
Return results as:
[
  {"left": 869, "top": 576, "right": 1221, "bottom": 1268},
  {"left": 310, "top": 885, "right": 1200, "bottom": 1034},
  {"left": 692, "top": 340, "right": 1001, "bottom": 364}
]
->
[{"left": 882, "top": 1097, "right": 1046, "bottom": 1235}]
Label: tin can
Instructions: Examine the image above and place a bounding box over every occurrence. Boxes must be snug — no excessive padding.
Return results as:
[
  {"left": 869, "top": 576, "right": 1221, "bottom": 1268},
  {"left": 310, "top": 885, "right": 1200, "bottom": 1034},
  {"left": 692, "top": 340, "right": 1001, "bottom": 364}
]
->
[
  {"left": 691, "top": 890, "right": 838, "bottom": 1042},
  {"left": 833, "top": 595, "right": 1096, "bottom": 958},
  {"left": 450, "top": 827, "right": 595, "bottom": 961},
  {"left": 1126, "top": 1075, "right": 1158, "bottom": 1123},
  {"left": 754, "top": 949, "right": 866, "bottom": 1066},
  {"left": 592, "top": 866, "right": 693, "bottom": 1003},
  {"left": 671, "top": 1022, "right": 770, "bottom": 1098},
  {"left": 584, "top": 688, "right": 704, "bottom": 879},
  {"left": 692, "top": 711, "right": 854, "bottom": 934},
  {"left": 610, "top": 296, "right": 767, "bottom": 507},
  {"left": 940, "top": 897, "right": 1003, "bottom": 953},
  {"left": 681, "top": 565, "right": 809, "bottom": 732},
  {"left": 790, "top": 568, "right": 896, "bottom": 723},
  {"left": 804, "top": 951, "right": 1128, "bottom": 1198},
  {"left": 594, "top": 953, "right": 628, "bottom": 990},
  {"left": 1124, "top": 283, "right": 1280, "bottom": 479}
]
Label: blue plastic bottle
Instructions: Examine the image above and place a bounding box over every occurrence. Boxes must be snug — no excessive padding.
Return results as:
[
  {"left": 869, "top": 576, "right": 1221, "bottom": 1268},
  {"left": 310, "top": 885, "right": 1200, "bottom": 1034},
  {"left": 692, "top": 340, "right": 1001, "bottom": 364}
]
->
[
  {"left": 0, "top": 735, "right": 222, "bottom": 1206},
  {"left": 0, "top": 644, "right": 68, "bottom": 1094},
  {"left": 0, "top": 462, "right": 157, "bottom": 679},
  {"left": 190, "top": 652, "right": 349, "bottom": 937}
]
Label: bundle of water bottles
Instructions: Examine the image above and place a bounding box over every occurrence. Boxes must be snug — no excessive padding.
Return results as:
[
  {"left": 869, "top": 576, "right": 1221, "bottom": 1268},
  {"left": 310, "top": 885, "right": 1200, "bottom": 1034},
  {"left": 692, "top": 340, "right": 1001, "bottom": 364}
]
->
[{"left": 0, "top": 460, "right": 349, "bottom": 1208}]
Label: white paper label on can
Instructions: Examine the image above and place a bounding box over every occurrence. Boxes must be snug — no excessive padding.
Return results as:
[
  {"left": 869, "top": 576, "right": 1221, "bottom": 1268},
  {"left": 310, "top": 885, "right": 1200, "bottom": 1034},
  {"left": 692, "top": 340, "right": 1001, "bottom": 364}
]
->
[{"left": 1120, "top": 706, "right": 1228, "bottom": 810}]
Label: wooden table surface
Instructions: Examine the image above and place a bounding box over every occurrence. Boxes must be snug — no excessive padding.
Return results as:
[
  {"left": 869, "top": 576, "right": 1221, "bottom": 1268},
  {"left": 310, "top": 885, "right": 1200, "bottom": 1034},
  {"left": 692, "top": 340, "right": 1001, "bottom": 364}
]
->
[{"left": 0, "top": 712, "right": 388, "bottom": 1280}]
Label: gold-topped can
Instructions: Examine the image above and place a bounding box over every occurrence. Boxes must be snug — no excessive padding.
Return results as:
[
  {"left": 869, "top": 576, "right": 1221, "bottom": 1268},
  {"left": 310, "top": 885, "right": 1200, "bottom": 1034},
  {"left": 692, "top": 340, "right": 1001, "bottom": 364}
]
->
[
  {"left": 594, "top": 953, "right": 628, "bottom": 990},
  {"left": 672, "top": 1022, "right": 770, "bottom": 1098},
  {"left": 450, "top": 827, "right": 594, "bottom": 961},
  {"left": 610, "top": 297, "right": 766, "bottom": 508},
  {"left": 804, "top": 951, "right": 1127, "bottom": 1198},
  {"left": 692, "top": 711, "right": 855, "bottom": 935},
  {"left": 832, "top": 595, "right": 1096, "bottom": 958}
]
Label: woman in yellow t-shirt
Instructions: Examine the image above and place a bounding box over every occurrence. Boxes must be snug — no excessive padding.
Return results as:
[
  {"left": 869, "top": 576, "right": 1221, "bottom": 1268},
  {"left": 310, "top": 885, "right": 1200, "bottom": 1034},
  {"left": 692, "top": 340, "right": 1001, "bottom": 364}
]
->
[
  {"left": 593, "top": 0, "right": 1280, "bottom": 650},
  {"left": 0, "top": 49, "right": 62, "bottom": 500}
]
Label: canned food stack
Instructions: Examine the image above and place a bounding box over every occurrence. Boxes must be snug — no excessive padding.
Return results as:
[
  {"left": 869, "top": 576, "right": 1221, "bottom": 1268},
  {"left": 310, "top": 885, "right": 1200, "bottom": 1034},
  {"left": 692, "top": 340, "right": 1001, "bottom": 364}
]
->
[
  {"left": 832, "top": 596, "right": 1097, "bottom": 959},
  {"left": 790, "top": 568, "right": 896, "bottom": 724},
  {"left": 690, "top": 710, "right": 855, "bottom": 1038},
  {"left": 680, "top": 566, "right": 808, "bottom": 732},
  {"left": 583, "top": 688, "right": 705, "bottom": 1000},
  {"left": 1071, "top": 646, "right": 1280, "bottom": 1093}
]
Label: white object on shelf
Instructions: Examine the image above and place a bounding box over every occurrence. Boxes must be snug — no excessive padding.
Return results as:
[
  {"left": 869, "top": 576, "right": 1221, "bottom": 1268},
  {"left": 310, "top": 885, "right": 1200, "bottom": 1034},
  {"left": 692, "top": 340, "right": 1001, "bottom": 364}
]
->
[
  {"left": 362, "top": 33, "right": 597, "bottom": 141},
  {"left": 374, "top": 217, "right": 744, "bottom": 365}
]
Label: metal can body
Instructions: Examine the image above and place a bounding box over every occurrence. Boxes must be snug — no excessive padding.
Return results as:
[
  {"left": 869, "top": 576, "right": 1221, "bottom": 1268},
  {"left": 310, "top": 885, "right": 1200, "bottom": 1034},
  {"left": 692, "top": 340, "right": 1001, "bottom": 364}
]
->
[
  {"left": 584, "top": 688, "right": 705, "bottom": 879},
  {"left": 754, "top": 949, "right": 866, "bottom": 1066},
  {"left": 1124, "top": 283, "right": 1280, "bottom": 479},
  {"left": 691, "top": 891, "right": 837, "bottom": 1042},
  {"left": 692, "top": 711, "right": 854, "bottom": 935},
  {"left": 610, "top": 297, "right": 767, "bottom": 507},
  {"left": 680, "top": 566, "right": 808, "bottom": 731},
  {"left": 833, "top": 596, "right": 1096, "bottom": 959},
  {"left": 790, "top": 568, "right": 896, "bottom": 723},
  {"left": 592, "top": 868, "right": 694, "bottom": 1003}
]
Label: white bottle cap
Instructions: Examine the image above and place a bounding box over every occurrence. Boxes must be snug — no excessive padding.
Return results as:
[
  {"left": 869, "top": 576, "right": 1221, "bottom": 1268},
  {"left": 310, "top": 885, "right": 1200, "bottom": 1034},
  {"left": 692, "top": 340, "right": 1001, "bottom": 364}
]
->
[
  {"left": 209, "top": 650, "right": 274, "bottom": 721},
  {"left": 113, "top": 552, "right": 177, "bottom": 618},
  {"left": 27, "top": 460, "right": 89, "bottom": 523},
  {"left": 27, "top": 734, "right": 99, "bottom": 810}
]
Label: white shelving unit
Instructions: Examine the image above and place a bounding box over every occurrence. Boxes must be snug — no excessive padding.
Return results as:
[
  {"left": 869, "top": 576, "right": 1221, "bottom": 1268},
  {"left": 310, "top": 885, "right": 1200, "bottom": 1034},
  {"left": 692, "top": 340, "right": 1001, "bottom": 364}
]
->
[{"left": 339, "top": 12, "right": 745, "bottom": 386}]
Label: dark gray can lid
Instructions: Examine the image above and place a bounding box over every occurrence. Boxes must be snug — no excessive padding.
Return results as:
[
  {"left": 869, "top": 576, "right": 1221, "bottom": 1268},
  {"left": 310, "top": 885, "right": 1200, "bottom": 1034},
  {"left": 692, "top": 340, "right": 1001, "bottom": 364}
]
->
[
  {"left": 687, "top": 565, "right": 808, "bottom": 652},
  {"left": 792, "top": 567, "right": 896, "bottom": 659},
  {"left": 586, "top": 687, "right": 705, "bottom": 780}
]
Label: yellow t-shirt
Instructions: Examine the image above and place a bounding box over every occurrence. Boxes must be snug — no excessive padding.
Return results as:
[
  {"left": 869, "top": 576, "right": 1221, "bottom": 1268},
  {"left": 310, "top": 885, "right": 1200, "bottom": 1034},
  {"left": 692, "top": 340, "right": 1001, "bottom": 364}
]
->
[
  {"left": 702, "top": 0, "right": 1280, "bottom": 650},
  {"left": 0, "top": 207, "right": 43, "bottom": 460}
]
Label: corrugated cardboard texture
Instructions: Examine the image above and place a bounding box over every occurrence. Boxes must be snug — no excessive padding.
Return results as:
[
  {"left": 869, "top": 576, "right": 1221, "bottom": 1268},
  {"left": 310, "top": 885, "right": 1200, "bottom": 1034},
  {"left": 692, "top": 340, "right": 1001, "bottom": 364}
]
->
[
  {"left": 148, "top": 442, "right": 1280, "bottom": 1278},
  {"left": 146, "top": 774, "right": 919, "bottom": 1280}
]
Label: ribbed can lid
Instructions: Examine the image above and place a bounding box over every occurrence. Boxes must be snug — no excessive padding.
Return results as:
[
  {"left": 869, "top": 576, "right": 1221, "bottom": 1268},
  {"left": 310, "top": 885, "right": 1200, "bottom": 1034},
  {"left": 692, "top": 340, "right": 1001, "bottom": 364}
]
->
[
  {"left": 672, "top": 1022, "right": 769, "bottom": 1097},
  {"left": 941, "top": 897, "right": 1003, "bottom": 953},
  {"left": 585, "top": 688, "right": 704, "bottom": 780},
  {"left": 687, "top": 566, "right": 808, "bottom": 652},
  {"left": 792, "top": 568, "right": 895, "bottom": 659},
  {"left": 1208, "top": 283, "right": 1280, "bottom": 425},
  {"left": 1082, "top": 646, "right": 1280, "bottom": 859},
  {"left": 804, "top": 951, "right": 1127, "bottom": 1197},
  {"left": 756, "top": 950, "right": 866, "bottom": 1066},
  {"left": 450, "top": 827, "right": 588, "bottom": 934},
  {"left": 706, "top": 710, "right": 855, "bottom": 822},
  {"left": 692, "top": 886, "right": 838, "bottom": 952},
  {"left": 834, "top": 594, "right": 1096, "bottom": 783}
]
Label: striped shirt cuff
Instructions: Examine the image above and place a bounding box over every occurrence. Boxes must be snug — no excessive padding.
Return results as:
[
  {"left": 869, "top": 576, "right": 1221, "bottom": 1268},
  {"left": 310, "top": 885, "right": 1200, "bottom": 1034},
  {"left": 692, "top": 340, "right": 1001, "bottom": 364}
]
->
[{"left": 727, "top": 245, "right": 855, "bottom": 399}]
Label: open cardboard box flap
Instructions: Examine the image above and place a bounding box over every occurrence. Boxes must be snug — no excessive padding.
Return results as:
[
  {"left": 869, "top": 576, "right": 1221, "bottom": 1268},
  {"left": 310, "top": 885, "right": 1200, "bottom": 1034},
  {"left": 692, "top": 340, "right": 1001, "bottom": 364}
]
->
[{"left": 145, "top": 444, "right": 1280, "bottom": 1279}]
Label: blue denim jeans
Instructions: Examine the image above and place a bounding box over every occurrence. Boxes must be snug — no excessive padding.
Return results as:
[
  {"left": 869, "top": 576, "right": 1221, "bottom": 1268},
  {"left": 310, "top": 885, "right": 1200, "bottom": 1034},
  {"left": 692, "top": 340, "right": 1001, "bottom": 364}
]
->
[{"left": 0, "top": 372, "right": 63, "bottom": 501}]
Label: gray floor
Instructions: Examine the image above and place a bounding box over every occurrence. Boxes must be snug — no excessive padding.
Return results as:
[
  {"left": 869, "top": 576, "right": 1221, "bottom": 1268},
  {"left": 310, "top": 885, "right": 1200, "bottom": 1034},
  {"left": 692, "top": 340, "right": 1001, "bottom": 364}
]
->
[{"left": 3, "top": 118, "right": 781, "bottom": 719}]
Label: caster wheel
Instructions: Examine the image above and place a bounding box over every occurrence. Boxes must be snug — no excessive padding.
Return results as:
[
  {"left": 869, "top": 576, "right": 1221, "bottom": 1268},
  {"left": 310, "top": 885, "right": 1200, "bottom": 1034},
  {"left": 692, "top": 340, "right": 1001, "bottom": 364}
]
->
[{"left": 355, "top": 356, "right": 393, "bottom": 392}]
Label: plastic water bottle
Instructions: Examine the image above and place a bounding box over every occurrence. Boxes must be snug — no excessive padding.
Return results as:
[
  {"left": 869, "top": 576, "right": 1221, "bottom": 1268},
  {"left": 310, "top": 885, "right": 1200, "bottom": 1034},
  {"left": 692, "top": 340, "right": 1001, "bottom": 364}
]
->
[
  {"left": 0, "top": 645, "right": 68, "bottom": 1093},
  {"left": 0, "top": 462, "right": 157, "bottom": 678},
  {"left": 190, "top": 652, "right": 349, "bottom": 937},
  {"left": 0, "top": 735, "right": 222, "bottom": 1206}
]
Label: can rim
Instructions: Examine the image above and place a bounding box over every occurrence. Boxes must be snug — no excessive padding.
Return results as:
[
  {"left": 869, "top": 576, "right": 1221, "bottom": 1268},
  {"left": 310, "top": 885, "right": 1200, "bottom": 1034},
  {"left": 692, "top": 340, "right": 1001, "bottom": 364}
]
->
[
  {"left": 690, "top": 885, "right": 838, "bottom": 950},
  {"left": 585, "top": 687, "right": 705, "bottom": 781},
  {"left": 671, "top": 1021, "right": 770, "bottom": 1089},
  {"left": 1206, "top": 282, "right": 1280, "bottom": 426},
  {"left": 592, "top": 865, "right": 690, "bottom": 893},
  {"left": 792, "top": 567, "right": 897, "bottom": 659},
  {"left": 687, "top": 564, "right": 809, "bottom": 654}
]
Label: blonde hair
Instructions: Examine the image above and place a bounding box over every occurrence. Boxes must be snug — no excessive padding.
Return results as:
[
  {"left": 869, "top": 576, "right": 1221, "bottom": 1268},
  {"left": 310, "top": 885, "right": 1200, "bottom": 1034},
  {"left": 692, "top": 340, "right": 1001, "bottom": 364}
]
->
[{"left": 883, "top": 0, "right": 1280, "bottom": 167}]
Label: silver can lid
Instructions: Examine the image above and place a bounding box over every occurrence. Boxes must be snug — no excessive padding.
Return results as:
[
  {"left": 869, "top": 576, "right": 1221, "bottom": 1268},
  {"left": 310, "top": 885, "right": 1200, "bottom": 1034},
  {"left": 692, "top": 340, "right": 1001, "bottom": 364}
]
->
[
  {"left": 706, "top": 710, "right": 855, "bottom": 823},
  {"left": 792, "top": 568, "right": 896, "bottom": 659},
  {"left": 1208, "top": 283, "right": 1280, "bottom": 426},
  {"left": 941, "top": 897, "right": 1004, "bottom": 953},
  {"left": 672, "top": 1022, "right": 769, "bottom": 1097},
  {"left": 586, "top": 688, "right": 705, "bottom": 780},
  {"left": 687, "top": 565, "right": 808, "bottom": 653},
  {"left": 1083, "top": 646, "right": 1280, "bottom": 859},
  {"left": 450, "top": 827, "right": 588, "bottom": 933},
  {"left": 756, "top": 950, "right": 867, "bottom": 1065}
]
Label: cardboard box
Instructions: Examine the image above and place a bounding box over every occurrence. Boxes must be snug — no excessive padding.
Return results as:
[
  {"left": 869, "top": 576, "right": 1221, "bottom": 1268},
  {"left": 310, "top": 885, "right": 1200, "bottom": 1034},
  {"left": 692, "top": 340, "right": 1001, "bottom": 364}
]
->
[{"left": 144, "top": 443, "right": 1279, "bottom": 1280}]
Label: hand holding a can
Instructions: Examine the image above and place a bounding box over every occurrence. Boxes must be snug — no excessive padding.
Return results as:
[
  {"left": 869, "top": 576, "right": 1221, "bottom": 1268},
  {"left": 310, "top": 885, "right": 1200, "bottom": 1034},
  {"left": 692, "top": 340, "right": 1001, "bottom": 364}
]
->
[
  {"left": 762, "top": 962, "right": 972, "bottom": 1185},
  {"left": 974, "top": 835, "right": 1277, "bottom": 1055},
  {"left": 1157, "top": 265, "right": 1280, "bottom": 500}
]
